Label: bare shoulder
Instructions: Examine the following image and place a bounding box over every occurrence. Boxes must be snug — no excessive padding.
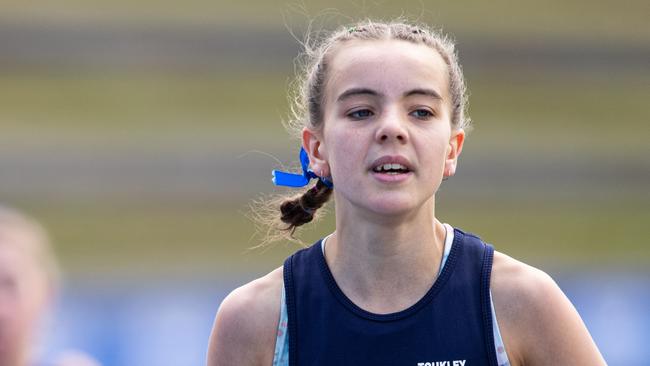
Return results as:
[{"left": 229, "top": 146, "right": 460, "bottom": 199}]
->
[
  {"left": 490, "top": 251, "right": 606, "bottom": 366},
  {"left": 206, "top": 266, "right": 284, "bottom": 366}
]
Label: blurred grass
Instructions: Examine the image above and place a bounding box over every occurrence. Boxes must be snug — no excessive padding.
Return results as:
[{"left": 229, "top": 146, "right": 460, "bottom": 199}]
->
[
  {"left": 1, "top": 0, "right": 648, "bottom": 43},
  {"left": 0, "top": 72, "right": 292, "bottom": 148},
  {"left": 439, "top": 199, "right": 650, "bottom": 270},
  {"left": 1, "top": 1, "right": 647, "bottom": 279},
  {"left": 3, "top": 70, "right": 647, "bottom": 277},
  {"left": 466, "top": 73, "right": 650, "bottom": 157},
  {"left": 13, "top": 199, "right": 294, "bottom": 278},
  {"left": 8, "top": 197, "right": 648, "bottom": 279},
  {"left": 1, "top": 71, "right": 647, "bottom": 155}
]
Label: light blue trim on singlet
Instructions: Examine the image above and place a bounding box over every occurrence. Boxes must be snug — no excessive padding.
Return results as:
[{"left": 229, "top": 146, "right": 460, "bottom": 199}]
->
[
  {"left": 272, "top": 224, "right": 511, "bottom": 366},
  {"left": 273, "top": 288, "right": 289, "bottom": 365}
]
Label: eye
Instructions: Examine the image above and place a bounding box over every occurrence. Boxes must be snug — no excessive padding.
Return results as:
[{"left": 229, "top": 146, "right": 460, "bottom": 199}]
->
[
  {"left": 410, "top": 108, "right": 434, "bottom": 119},
  {"left": 347, "top": 109, "right": 374, "bottom": 120}
]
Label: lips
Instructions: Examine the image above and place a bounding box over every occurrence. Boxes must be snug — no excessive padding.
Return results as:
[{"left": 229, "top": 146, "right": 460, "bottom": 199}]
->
[{"left": 369, "top": 155, "right": 414, "bottom": 172}]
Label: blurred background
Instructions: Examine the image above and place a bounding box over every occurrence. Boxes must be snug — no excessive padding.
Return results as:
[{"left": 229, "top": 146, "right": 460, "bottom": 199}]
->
[{"left": 0, "top": 0, "right": 648, "bottom": 365}]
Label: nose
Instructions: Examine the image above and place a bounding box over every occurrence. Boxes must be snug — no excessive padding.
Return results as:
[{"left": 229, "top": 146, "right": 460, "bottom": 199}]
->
[{"left": 375, "top": 109, "right": 408, "bottom": 144}]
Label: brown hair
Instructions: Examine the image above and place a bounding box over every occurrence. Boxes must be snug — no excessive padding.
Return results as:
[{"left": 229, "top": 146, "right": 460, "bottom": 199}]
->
[{"left": 250, "top": 19, "right": 470, "bottom": 246}]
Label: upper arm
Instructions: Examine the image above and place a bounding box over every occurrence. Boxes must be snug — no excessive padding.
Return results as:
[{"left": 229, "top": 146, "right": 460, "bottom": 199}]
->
[
  {"left": 206, "top": 287, "right": 263, "bottom": 365},
  {"left": 491, "top": 253, "right": 606, "bottom": 366},
  {"left": 207, "top": 268, "right": 283, "bottom": 366},
  {"left": 519, "top": 270, "right": 606, "bottom": 365}
]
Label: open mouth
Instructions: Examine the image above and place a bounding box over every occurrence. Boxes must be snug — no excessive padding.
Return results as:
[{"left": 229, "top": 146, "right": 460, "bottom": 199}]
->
[
  {"left": 372, "top": 163, "right": 411, "bottom": 175},
  {"left": 368, "top": 156, "right": 414, "bottom": 182}
]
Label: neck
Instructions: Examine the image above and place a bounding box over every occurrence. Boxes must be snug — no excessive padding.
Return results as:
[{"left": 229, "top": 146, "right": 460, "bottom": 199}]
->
[{"left": 324, "top": 194, "right": 446, "bottom": 313}]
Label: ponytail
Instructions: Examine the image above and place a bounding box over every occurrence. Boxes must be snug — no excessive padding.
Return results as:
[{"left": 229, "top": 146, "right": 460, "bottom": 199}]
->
[{"left": 280, "top": 179, "right": 333, "bottom": 235}]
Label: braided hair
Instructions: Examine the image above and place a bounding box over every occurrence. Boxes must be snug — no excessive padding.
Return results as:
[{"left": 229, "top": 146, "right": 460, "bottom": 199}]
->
[{"left": 279, "top": 179, "right": 333, "bottom": 236}]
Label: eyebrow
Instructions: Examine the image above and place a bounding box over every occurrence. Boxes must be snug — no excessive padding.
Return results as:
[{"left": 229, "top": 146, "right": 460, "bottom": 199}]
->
[
  {"left": 336, "top": 87, "right": 442, "bottom": 102},
  {"left": 404, "top": 88, "right": 442, "bottom": 100},
  {"left": 336, "top": 88, "right": 381, "bottom": 102}
]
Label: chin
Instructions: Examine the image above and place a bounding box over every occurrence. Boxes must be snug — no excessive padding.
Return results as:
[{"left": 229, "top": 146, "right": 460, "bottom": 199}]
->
[
  {"left": 364, "top": 196, "right": 419, "bottom": 217},
  {"left": 337, "top": 188, "right": 424, "bottom": 218}
]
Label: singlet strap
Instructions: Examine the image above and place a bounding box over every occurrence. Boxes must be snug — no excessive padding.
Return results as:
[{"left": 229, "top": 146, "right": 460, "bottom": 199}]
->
[
  {"left": 282, "top": 254, "right": 298, "bottom": 366},
  {"left": 480, "top": 239, "right": 499, "bottom": 366}
]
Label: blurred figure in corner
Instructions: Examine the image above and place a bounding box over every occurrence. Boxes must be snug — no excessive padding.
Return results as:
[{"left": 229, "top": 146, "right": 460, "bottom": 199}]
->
[{"left": 0, "top": 205, "right": 100, "bottom": 366}]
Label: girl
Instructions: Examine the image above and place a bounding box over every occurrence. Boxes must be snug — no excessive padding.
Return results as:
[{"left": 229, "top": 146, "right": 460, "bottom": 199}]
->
[
  {"left": 0, "top": 205, "right": 101, "bottom": 366},
  {"left": 207, "top": 20, "right": 606, "bottom": 366}
]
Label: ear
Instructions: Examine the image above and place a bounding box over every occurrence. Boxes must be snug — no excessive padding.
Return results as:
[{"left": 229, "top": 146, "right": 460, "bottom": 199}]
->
[
  {"left": 302, "top": 127, "right": 330, "bottom": 177},
  {"left": 443, "top": 128, "right": 465, "bottom": 177}
]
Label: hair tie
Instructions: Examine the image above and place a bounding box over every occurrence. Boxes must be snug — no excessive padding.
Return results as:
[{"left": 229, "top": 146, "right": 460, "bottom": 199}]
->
[{"left": 271, "top": 147, "right": 334, "bottom": 189}]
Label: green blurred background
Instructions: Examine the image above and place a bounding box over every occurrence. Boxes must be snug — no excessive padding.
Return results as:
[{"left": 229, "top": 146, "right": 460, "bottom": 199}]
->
[
  {"left": 2, "top": 0, "right": 647, "bottom": 278},
  {"left": 0, "top": 1, "right": 648, "bottom": 362}
]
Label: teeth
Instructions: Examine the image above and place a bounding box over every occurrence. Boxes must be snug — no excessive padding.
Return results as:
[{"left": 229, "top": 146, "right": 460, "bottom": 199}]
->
[{"left": 373, "top": 163, "right": 407, "bottom": 172}]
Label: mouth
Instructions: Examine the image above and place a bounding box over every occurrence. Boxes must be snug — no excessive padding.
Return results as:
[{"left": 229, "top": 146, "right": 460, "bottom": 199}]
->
[
  {"left": 369, "top": 155, "right": 414, "bottom": 174},
  {"left": 371, "top": 163, "right": 411, "bottom": 175}
]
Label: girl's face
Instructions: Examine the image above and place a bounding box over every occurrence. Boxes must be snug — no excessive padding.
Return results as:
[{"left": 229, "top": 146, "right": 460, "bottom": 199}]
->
[{"left": 303, "top": 39, "right": 464, "bottom": 218}]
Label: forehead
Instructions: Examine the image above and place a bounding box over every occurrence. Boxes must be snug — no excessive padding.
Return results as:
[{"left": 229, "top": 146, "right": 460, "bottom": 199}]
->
[
  {"left": 325, "top": 39, "right": 449, "bottom": 101},
  {"left": 0, "top": 244, "right": 36, "bottom": 278},
  {"left": 0, "top": 228, "right": 44, "bottom": 271}
]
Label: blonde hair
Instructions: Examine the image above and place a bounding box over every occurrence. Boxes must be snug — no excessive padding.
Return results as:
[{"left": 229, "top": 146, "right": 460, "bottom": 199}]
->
[{"left": 0, "top": 205, "right": 61, "bottom": 288}]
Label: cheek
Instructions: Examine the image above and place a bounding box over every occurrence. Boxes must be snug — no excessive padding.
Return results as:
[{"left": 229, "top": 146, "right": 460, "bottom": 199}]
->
[
  {"left": 420, "top": 135, "right": 450, "bottom": 175},
  {"left": 0, "top": 291, "right": 27, "bottom": 340},
  {"left": 435, "top": 141, "right": 449, "bottom": 165},
  {"left": 327, "top": 128, "right": 365, "bottom": 176},
  {"left": 427, "top": 135, "right": 448, "bottom": 153}
]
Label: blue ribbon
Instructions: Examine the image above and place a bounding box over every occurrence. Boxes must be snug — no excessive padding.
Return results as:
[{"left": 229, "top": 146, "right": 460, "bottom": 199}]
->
[{"left": 271, "top": 147, "right": 334, "bottom": 188}]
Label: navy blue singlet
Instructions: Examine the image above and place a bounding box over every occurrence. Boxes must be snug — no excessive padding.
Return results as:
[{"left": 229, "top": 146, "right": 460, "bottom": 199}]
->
[{"left": 283, "top": 227, "right": 499, "bottom": 366}]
